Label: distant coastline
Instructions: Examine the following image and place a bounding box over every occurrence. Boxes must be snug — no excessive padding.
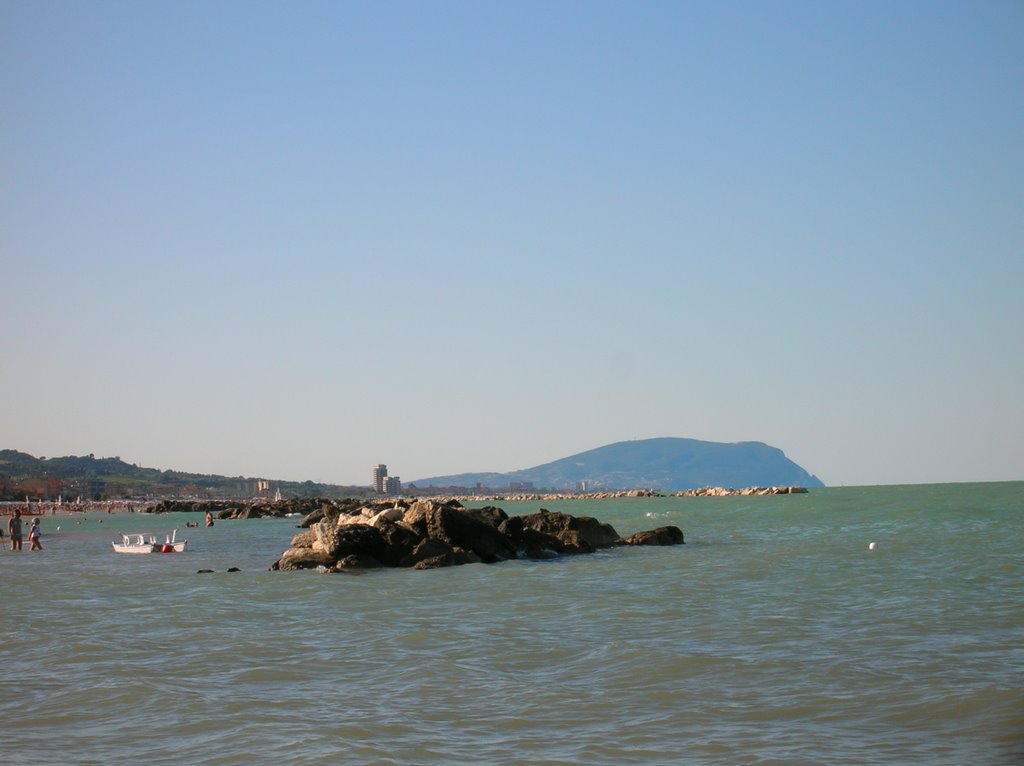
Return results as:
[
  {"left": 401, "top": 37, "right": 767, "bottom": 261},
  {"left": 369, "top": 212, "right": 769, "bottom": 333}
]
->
[{"left": 1, "top": 440, "right": 822, "bottom": 504}]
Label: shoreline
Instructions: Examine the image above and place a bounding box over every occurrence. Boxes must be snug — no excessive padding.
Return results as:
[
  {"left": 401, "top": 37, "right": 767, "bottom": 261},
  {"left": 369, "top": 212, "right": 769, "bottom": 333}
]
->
[{"left": 0, "top": 500, "right": 152, "bottom": 516}]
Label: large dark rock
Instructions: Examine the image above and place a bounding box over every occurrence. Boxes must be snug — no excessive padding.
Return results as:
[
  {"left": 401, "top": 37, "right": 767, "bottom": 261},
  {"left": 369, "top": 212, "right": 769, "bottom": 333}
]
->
[
  {"left": 316, "top": 523, "right": 387, "bottom": 561},
  {"left": 402, "top": 538, "right": 456, "bottom": 568},
  {"left": 273, "top": 546, "right": 334, "bottom": 571},
  {"left": 412, "top": 547, "right": 481, "bottom": 570},
  {"left": 425, "top": 505, "right": 518, "bottom": 563},
  {"left": 335, "top": 553, "right": 384, "bottom": 570},
  {"left": 503, "top": 510, "right": 621, "bottom": 554},
  {"left": 402, "top": 498, "right": 451, "bottom": 531},
  {"left": 462, "top": 505, "right": 509, "bottom": 528},
  {"left": 373, "top": 519, "right": 426, "bottom": 567},
  {"left": 497, "top": 517, "right": 567, "bottom": 558},
  {"left": 414, "top": 554, "right": 453, "bottom": 570}
]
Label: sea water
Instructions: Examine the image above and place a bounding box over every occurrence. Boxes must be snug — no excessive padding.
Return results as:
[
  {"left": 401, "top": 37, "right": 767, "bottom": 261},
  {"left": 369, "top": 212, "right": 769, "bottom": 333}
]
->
[{"left": 1, "top": 482, "right": 1021, "bottom": 765}]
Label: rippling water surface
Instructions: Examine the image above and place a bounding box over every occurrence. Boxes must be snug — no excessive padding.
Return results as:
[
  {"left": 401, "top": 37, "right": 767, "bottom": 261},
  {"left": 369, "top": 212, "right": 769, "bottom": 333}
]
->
[{"left": 2, "top": 482, "right": 1022, "bottom": 765}]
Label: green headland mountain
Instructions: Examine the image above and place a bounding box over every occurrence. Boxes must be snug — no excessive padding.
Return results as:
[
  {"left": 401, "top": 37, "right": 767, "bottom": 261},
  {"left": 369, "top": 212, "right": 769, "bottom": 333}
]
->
[{"left": 411, "top": 437, "right": 824, "bottom": 492}]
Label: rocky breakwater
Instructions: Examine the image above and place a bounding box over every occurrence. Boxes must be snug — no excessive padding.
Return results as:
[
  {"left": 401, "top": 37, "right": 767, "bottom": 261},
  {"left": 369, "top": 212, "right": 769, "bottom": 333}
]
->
[
  {"left": 674, "top": 486, "right": 809, "bottom": 497},
  {"left": 272, "top": 498, "right": 684, "bottom": 572},
  {"left": 443, "top": 489, "right": 665, "bottom": 502},
  {"left": 148, "top": 497, "right": 351, "bottom": 520},
  {"left": 421, "top": 487, "right": 809, "bottom": 502}
]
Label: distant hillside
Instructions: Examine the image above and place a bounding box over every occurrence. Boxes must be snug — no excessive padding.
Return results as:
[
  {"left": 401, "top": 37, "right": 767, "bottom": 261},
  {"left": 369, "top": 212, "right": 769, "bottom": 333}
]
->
[
  {"left": 0, "top": 450, "right": 366, "bottom": 501},
  {"left": 411, "top": 438, "right": 824, "bottom": 491}
]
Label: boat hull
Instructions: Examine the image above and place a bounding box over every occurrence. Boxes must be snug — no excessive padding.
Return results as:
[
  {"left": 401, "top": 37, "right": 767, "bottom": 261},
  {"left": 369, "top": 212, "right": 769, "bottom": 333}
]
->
[{"left": 112, "top": 533, "right": 187, "bottom": 554}]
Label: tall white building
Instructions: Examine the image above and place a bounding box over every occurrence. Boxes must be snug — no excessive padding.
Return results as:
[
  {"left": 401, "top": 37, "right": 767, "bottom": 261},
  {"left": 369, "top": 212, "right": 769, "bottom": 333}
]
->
[{"left": 372, "top": 464, "right": 388, "bottom": 494}]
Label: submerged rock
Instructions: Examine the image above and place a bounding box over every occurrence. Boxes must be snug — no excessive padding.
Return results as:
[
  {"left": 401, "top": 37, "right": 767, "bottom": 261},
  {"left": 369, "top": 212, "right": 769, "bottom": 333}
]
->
[{"left": 623, "top": 526, "right": 685, "bottom": 546}]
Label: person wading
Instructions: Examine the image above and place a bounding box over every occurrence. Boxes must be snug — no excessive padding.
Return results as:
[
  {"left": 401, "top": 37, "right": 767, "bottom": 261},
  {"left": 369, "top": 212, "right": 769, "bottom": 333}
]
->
[
  {"left": 28, "top": 517, "right": 42, "bottom": 551},
  {"left": 8, "top": 509, "right": 23, "bottom": 551}
]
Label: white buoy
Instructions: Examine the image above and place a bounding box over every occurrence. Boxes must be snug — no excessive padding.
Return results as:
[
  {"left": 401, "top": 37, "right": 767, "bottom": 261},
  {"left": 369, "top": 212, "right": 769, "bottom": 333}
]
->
[{"left": 868, "top": 541, "right": 878, "bottom": 551}]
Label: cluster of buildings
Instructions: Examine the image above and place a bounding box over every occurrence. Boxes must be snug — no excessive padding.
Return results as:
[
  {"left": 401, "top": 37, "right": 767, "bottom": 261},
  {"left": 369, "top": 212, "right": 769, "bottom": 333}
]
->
[{"left": 372, "top": 464, "right": 401, "bottom": 496}]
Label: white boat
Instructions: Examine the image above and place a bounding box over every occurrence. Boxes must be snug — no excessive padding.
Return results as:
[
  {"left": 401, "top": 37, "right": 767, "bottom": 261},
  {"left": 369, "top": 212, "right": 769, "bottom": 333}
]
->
[{"left": 112, "top": 530, "right": 187, "bottom": 554}]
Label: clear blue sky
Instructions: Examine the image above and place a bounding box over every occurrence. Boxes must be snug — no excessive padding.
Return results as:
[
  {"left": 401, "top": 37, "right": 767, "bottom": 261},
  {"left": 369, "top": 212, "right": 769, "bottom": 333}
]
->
[{"left": 2, "top": 1, "right": 1021, "bottom": 487}]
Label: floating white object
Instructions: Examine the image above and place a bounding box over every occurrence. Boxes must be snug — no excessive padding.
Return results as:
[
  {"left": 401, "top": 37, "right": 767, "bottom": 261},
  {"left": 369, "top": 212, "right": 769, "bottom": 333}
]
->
[{"left": 868, "top": 542, "right": 878, "bottom": 551}]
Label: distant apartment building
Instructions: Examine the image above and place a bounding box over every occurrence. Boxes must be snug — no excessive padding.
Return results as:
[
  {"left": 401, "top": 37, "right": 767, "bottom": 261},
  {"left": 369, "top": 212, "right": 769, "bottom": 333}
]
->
[
  {"left": 373, "top": 464, "right": 402, "bottom": 496},
  {"left": 372, "top": 464, "right": 388, "bottom": 494}
]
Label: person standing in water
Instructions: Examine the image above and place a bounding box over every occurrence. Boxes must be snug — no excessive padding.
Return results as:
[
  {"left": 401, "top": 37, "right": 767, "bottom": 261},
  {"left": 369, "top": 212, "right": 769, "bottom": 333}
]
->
[
  {"left": 28, "top": 517, "right": 42, "bottom": 551},
  {"left": 8, "top": 509, "right": 23, "bottom": 551}
]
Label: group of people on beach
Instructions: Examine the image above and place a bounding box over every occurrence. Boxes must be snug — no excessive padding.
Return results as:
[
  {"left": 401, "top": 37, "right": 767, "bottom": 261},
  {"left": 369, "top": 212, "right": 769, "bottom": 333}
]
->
[{"left": 1, "top": 509, "right": 42, "bottom": 551}]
